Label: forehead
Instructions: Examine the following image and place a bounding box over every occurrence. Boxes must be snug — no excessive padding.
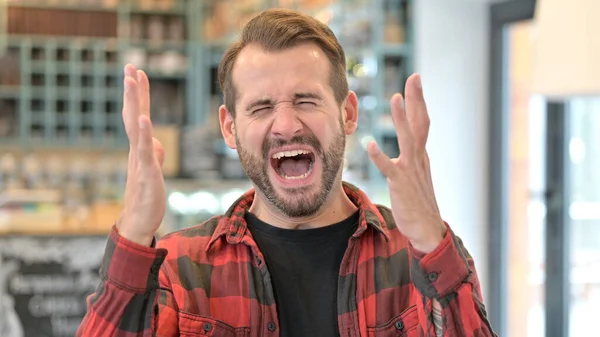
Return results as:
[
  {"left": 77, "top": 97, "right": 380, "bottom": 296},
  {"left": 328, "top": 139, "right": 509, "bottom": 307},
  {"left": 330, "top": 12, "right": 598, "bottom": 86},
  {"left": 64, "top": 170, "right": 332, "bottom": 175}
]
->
[{"left": 231, "top": 43, "right": 333, "bottom": 101}]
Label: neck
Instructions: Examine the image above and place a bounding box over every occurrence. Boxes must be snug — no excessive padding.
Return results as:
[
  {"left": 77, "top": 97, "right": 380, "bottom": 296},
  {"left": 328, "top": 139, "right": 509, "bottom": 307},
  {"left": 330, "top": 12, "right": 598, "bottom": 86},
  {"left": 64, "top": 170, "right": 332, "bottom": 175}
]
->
[{"left": 248, "top": 182, "right": 357, "bottom": 230}]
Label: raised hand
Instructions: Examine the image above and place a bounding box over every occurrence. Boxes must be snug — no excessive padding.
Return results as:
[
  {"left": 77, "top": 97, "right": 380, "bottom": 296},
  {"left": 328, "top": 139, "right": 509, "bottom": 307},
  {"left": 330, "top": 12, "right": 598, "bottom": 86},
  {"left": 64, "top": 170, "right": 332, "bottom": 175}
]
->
[
  {"left": 117, "top": 64, "right": 166, "bottom": 246},
  {"left": 367, "top": 74, "right": 446, "bottom": 253}
]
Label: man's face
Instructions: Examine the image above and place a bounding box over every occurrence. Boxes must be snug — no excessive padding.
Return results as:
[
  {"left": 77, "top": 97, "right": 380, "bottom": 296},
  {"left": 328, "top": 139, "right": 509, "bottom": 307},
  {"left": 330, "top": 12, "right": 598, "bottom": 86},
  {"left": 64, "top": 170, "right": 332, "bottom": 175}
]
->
[{"left": 222, "top": 43, "right": 356, "bottom": 217}]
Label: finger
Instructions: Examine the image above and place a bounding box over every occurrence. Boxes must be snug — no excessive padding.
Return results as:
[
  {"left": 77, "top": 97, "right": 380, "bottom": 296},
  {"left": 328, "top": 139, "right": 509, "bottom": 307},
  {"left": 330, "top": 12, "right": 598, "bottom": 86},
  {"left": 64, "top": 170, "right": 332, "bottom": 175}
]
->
[
  {"left": 423, "top": 151, "right": 440, "bottom": 214},
  {"left": 123, "top": 64, "right": 140, "bottom": 148},
  {"left": 405, "top": 74, "right": 430, "bottom": 153},
  {"left": 390, "top": 93, "right": 415, "bottom": 159},
  {"left": 137, "top": 115, "right": 156, "bottom": 167},
  {"left": 367, "top": 141, "right": 398, "bottom": 179},
  {"left": 137, "top": 70, "right": 151, "bottom": 118},
  {"left": 152, "top": 138, "right": 165, "bottom": 167}
]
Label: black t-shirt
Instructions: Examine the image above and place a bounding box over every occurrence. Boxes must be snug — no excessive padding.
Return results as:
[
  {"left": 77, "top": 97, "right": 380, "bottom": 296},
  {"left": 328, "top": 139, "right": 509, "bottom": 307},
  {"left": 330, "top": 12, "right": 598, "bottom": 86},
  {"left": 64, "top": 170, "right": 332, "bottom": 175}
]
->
[{"left": 246, "top": 211, "right": 359, "bottom": 337}]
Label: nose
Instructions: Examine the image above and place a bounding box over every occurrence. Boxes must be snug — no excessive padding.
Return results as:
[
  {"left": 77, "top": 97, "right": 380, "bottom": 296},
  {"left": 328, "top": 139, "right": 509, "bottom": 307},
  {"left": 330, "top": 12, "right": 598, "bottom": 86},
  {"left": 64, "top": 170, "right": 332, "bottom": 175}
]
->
[{"left": 270, "top": 106, "right": 303, "bottom": 140}]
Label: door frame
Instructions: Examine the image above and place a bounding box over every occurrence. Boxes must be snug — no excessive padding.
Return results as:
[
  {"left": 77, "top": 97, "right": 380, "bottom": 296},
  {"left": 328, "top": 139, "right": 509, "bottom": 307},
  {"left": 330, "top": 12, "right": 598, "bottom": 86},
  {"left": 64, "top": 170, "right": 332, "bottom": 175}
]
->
[
  {"left": 487, "top": 1, "right": 537, "bottom": 336},
  {"left": 488, "top": 1, "right": 571, "bottom": 336}
]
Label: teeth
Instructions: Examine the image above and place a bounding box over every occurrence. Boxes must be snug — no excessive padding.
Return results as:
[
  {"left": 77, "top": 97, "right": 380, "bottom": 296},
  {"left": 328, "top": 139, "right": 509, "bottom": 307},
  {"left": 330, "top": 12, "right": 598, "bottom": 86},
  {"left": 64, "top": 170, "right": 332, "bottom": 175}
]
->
[
  {"left": 272, "top": 149, "right": 311, "bottom": 159},
  {"left": 283, "top": 162, "right": 314, "bottom": 180},
  {"left": 283, "top": 172, "right": 309, "bottom": 180}
]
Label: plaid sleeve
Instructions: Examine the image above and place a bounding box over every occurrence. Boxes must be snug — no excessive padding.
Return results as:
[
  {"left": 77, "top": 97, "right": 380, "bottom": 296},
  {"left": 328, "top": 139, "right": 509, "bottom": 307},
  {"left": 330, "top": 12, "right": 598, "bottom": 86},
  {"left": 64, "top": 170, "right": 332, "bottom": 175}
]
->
[
  {"left": 76, "top": 226, "right": 174, "bottom": 337},
  {"left": 410, "top": 226, "right": 497, "bottom": 336}
]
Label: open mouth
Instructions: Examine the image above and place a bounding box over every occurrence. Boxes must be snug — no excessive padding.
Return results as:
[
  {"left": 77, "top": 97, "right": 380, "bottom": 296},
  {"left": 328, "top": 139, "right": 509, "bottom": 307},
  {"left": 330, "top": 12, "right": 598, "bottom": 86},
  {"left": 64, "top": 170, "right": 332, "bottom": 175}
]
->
[{"left": 270, "top": 149, "right": 316, "bottom": 180}]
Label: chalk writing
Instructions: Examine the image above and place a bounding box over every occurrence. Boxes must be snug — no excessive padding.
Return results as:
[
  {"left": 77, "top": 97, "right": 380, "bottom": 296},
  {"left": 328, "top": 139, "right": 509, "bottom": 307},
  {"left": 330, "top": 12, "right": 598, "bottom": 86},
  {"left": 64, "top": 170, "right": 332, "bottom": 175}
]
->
[{"left": 0, "top": 235, "right": 106, "bottom": 337}]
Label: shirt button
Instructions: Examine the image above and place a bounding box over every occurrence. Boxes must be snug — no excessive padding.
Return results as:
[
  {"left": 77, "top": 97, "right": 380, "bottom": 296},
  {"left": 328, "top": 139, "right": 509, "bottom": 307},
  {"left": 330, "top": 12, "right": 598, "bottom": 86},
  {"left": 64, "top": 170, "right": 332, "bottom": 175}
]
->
[
  {"left": 267, "top": 322, "right": 277, "bottom": 331},
  {"left": 203, "top": 323, "right": 212, "bottom": 332},
  {"left": 394, "top": 320, "right": 404, "bottom": 330},
  {"left": 256, "top": 257, "right": 263, "bottom": 266},
  {"left": 428, "top": 272, "right": 439, "bottom": 281}
]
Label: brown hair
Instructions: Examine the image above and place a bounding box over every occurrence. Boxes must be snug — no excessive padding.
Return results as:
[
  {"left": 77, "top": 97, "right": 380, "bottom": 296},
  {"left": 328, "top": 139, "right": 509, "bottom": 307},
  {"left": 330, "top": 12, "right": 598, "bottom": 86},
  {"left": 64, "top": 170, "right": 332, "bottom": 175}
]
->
[{"left": 217, "top": 8, "right": 348, "bottom": 117}]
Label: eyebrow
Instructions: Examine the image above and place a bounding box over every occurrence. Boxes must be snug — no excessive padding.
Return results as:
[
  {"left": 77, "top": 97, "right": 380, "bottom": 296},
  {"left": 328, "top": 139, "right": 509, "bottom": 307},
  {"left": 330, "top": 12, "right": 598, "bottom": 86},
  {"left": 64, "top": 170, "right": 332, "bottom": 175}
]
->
[
  {"left": 293, "top": 92, "right": 323, "bottom": 101},
  {"left": 245, "top": 98, "right": 273, "bottom": 112}
]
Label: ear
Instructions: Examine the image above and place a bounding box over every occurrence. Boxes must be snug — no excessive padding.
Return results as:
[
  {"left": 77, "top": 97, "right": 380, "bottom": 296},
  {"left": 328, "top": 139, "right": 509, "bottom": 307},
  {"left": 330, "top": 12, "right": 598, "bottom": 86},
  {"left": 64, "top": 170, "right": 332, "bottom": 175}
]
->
[
  {"left": 219, "top": 104, "right": 237, "bottom": 149},
  {"left": 342, "top": 91, "right": 359, "bottom": 135}
]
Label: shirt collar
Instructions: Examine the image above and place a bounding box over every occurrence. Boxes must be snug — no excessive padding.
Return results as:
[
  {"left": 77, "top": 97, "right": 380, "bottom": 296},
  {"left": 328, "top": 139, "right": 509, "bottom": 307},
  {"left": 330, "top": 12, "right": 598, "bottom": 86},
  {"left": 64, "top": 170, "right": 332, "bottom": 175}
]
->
[{"left": 206, "top": 181, "right": 390, "bottom": 251}]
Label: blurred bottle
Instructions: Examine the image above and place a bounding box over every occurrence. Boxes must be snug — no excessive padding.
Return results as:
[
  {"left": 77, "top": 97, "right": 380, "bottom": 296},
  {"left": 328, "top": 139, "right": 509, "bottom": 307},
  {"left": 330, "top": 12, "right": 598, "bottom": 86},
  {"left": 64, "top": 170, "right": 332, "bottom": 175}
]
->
[
  {"left": 0, "top": 154, "right": 22, "bottom": 192},
  {"left": 167, "top": 17, "right": 185, "bottom": 42},
  {"left": 45, "top": 155, "right": 67, "bottom": 190},
  {"left": 384, "top": 11, "right": 405, "bottom": 44},
  {"left": 93, "top": 156, "right": 118, "bottom": 202},
  {"left": 63, "top": 159, "right": 90, "bottom": 228},
  {"left": 130, "top": 15, "right": 145, "bottom": 40},
  {"left": 147, "top": 16, "right": 164, "bottom": 45},
  {"left": 21, "top": 154, "right": 44, "bottom": 189}
]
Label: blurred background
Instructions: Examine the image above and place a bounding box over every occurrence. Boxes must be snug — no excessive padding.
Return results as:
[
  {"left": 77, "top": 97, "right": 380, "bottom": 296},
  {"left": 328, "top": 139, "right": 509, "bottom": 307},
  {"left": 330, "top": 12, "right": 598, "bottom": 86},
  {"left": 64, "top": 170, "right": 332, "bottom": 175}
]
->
[{"left": 0, "top": 0, "right": 597, "bottom": 336}]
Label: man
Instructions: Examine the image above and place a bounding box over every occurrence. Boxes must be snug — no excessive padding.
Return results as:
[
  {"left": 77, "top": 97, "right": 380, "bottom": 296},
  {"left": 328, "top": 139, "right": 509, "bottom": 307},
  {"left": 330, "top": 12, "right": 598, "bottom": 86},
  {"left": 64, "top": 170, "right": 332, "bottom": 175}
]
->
[{"left": 77, "top": 8, "right": 496, "bottom": 337}]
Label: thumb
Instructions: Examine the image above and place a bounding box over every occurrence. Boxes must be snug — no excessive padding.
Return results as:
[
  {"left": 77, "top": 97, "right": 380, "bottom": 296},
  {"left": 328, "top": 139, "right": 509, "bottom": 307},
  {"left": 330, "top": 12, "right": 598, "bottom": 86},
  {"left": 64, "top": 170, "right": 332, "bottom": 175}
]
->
[
  {"left": 152, "top": 138, "right": 165, "bottom": 167},
  {"left": 367, "top": 141, "right": 398, "bottom": 179},
  {"left": 137, "top": 115, "right": 156, "bottom": 167}
]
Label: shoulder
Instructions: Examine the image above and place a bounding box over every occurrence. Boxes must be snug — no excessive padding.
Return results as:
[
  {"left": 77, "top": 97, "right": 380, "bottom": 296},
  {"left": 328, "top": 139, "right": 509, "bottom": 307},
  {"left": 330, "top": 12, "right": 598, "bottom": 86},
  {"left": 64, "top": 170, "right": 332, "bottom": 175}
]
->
[
  {"left": 156, "top": 215, "right": 224, "bottom": 252},
  {"left": 370, "top": 204, "right": 410, "bottom": 247},
  {"left": 373, "top": 204, "right": 397, "bottom": 230}
]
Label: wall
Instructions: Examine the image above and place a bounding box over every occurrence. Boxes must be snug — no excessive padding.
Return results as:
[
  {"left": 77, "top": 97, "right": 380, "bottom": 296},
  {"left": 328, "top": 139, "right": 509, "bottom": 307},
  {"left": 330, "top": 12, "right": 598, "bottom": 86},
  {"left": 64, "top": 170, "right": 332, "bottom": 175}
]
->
[{"left": 414, "top": 0, "right": 491, "bottom": 299}]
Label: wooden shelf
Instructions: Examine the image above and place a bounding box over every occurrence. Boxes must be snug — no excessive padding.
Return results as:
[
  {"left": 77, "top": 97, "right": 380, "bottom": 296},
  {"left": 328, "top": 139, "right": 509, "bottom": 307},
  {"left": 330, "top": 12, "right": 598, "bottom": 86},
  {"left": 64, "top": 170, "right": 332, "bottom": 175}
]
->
[{"left": 0, "top": 226, "right": 112, "bottom": 236}]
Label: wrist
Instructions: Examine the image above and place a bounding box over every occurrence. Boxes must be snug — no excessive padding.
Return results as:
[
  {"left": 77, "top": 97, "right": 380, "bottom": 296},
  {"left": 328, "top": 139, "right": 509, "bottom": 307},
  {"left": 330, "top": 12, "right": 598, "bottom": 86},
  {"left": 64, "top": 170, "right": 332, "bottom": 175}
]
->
[
  {"left": 410, "top": 222, "right": 447, "bottom": 254},
  {"left": 411, "top": 238, "right": 442, "bottom": 254},
  {"left": 116, "top": 213, "right": 156, "bottom": 247},
  {"left": 118, "top": 227, "right": 154, "bottom": 247}
]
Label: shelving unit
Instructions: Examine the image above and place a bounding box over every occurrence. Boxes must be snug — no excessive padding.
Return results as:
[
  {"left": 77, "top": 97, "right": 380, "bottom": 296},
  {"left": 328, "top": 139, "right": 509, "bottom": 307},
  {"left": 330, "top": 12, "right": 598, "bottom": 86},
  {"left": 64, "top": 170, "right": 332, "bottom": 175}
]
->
[
  {"left": 0, "top": 0, "right": 414, "bottom": 233},
  {"left": 333, "top": 0, "right": 413, "bottom": 182},
  {"left": 0, "top": 0, "right": 413, "bottom": 176},
  {"left": 0, "top": 36, "right": 121, "bottom": 148},
  {"left": 0, "top": 0, "right": 200, "bottom": 155},
  {"left": 0, "top": 0, "right": 203, "bottom": 234}
]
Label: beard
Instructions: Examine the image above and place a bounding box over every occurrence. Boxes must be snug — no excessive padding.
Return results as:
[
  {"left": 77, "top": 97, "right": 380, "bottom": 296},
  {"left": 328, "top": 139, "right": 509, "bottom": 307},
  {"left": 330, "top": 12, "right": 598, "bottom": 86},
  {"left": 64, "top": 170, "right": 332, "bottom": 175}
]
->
[{"left": 235, "top": 127, "right": 346, "bottom": 218}]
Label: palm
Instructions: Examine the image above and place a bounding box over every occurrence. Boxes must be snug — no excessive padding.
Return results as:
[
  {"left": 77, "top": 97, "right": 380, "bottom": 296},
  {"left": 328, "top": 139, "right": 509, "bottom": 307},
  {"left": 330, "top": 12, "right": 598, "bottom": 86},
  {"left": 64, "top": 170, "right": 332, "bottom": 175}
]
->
[
  {"left": 118, "top": 65, "right": 167, "bottom": 245},
  {"left": 367, "top": 74, "right": 444, "bottom": 252}
]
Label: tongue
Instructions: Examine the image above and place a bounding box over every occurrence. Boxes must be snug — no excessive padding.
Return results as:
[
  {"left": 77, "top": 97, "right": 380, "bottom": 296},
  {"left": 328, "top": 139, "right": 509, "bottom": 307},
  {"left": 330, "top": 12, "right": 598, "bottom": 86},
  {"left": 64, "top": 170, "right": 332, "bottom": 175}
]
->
[{"left": 279, "top": 158, "right": 311, "bottom": 177}]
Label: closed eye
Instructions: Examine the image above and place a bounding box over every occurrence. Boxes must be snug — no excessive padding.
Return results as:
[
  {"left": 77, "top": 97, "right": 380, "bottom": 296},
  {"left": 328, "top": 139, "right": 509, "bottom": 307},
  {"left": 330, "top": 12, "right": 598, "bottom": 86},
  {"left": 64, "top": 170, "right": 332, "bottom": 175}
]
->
[
  {"left": 252, "top": 106, "right": 271, "bottom": 114},
  {"left": 298, "top": 101, "right": 317, "bottom": 107}
]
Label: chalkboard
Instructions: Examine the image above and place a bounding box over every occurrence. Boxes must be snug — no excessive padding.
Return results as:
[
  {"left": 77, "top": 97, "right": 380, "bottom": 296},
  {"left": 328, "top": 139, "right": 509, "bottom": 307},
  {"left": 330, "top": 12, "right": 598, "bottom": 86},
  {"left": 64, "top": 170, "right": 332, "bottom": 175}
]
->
[{"left": 0, "top": 235, "right": 107, "bottom": 337}]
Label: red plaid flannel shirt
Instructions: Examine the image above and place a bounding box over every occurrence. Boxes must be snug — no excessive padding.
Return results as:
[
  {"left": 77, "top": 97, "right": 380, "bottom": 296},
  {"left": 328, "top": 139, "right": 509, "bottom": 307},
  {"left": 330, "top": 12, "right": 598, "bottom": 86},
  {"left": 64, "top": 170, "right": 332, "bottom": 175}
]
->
[{"left": 77, "top": 183, "right": 496, "bottom": 336}]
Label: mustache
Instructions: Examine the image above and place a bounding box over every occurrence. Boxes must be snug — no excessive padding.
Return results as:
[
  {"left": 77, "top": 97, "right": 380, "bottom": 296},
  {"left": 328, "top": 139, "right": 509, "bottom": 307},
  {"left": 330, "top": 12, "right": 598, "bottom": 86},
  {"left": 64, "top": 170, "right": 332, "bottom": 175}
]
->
[{"left": 262, "top": 134, "right": 323, "bottom": 160}]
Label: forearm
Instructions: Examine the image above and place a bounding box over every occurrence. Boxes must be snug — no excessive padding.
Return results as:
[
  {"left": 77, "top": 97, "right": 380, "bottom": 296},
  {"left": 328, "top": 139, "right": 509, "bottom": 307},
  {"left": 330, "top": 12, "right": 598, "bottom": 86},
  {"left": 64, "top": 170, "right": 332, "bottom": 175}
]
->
[
  {"left": 411, "top": 227, "right": 496, "bottom": 336},
  {"left": 77, "top": 226, "right": 171, "bottom": 337}
]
